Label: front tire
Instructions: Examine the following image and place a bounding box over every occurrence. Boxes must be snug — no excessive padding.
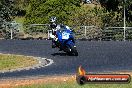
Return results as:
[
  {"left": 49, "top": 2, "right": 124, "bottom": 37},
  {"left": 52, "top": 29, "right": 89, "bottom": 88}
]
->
[
  {"left": 67, "top": 45, "right": 78, "bottom": 56},
  {"left": 72, "top": 46, "right": 78, "bottom": 56}
]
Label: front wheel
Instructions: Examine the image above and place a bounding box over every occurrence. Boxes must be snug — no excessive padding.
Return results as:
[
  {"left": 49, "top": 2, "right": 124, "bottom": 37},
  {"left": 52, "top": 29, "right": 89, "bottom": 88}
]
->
[
  {"left": 72, "top": 46, "right": 78, "bottom": 56},
  {"left": 67, "top": 45, "right": 78, "bottom": 56}
]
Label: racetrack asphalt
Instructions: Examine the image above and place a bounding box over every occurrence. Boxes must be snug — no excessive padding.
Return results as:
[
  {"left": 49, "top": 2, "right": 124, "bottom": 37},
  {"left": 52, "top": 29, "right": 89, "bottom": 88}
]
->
[{"left": 0, "top": 40, "right": 132, "bottom": 79}]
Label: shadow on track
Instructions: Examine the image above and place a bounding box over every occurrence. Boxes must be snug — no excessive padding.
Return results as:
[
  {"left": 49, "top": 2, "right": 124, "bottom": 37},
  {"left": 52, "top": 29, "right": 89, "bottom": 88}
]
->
[
  {"left": 51, "top": 52, "right": 78, "bottom": 56},
  {"left": 51, "top": 52, "right": 68, "bottom": 56}
]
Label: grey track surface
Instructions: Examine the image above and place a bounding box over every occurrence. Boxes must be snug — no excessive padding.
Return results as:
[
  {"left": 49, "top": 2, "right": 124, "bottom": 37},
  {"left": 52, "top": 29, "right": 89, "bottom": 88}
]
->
[{"left": 0, "top": 40, "right": 132, "bottom": 79}]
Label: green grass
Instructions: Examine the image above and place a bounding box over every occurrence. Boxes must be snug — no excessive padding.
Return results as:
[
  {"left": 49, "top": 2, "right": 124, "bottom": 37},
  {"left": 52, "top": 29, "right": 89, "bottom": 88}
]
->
[
  {"left": 0, "top": 54, "right": 38, "bottom": 70},
  {"left": 14, "top": 17, "right": 25, "bottom": 24},
  {"left": 17, "top": 80, "right": 132, "bottom": 88},
  {"left": 14, "top": 16, "right": 25, "bottom": 31}
]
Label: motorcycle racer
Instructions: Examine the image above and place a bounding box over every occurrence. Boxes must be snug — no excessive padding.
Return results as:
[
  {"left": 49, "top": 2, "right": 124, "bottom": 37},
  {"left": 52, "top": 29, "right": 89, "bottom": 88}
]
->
[{"left": 49, "top": 17, "right": 72, "bottom": 48}]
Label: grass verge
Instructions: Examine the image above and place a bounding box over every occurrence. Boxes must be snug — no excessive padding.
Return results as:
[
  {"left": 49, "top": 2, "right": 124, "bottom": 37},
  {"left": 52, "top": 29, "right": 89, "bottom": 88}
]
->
[
  {"left": 0, "top": 54, "right": 38, "bottom": 70},
  {"left": 0, "top": 74, "right": 131, "bottom": 88},
  {"left": 3, "top": 74, "right": 128, "bottom": 88},
  {"left": 16, "top": 77, "right": 132, "bottom": 88}
]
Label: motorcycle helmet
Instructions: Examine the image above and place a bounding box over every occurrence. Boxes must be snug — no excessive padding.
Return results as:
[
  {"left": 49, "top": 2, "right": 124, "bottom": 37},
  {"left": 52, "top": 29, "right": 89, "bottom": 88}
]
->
[
  {"left": 50, "top": 16, "right": 57, "bottom": 23},
  {"left": 50, "top": 16, "right": 57, "bottom": 29}
]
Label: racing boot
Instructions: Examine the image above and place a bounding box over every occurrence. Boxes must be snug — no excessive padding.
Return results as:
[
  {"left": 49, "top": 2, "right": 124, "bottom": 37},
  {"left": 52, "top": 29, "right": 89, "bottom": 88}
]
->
[
  {"left": 59, "top": 44, "right": 63, "bottom": 51},
  {"left": 52, "top": 39, "right": 56, "bottom": 48},
  {"left": 59, "top": 48, "right": 63, "bottom": 51},
  {"left": 52, "top": 44, "right": 56, "bottom": 48}
]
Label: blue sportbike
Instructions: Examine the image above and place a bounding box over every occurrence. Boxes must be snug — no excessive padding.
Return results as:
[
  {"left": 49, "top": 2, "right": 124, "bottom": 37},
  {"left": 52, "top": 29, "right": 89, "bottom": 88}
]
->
[{"left": 55, "top": 27, "right": 78, "bottom": 56}]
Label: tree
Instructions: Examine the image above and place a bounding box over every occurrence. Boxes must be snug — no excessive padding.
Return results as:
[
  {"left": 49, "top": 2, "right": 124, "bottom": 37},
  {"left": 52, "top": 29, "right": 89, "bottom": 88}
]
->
[
  {"left": 0, "top": 0, "right": 17, "bottom": 26},
  {"left": 24, "top": 0, "right": 81, "bottom": 25},
  {"left": 68, "top": 5, "right": 104, "bottom": 27},
  {"left": 126, "top": 0, "right": 132, "bottom": 26},
  {"left": 0, "top": 0, "right": 16, "bottom": 38},
  {"left": 99, "top": 0, "right": 119, "bottom": 11},
  {"left": 99, "top": 0, "right": 132, "bottom": 27}
]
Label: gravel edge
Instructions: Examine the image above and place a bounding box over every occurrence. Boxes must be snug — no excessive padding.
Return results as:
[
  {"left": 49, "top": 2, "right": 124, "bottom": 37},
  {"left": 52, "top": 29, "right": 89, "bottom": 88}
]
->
[{"left": 0, "top": 53, "right": 54, "bottom": 73}]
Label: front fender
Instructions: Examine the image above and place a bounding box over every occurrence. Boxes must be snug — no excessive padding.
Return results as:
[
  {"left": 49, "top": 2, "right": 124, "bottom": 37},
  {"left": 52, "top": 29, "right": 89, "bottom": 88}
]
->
[{"left": 65, "top": 40, "right": 75, "bottom": 48}]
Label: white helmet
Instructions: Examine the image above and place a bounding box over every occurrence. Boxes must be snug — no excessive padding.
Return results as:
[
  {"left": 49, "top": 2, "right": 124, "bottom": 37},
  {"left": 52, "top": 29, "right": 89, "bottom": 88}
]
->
[{"left": 50, "top": 16, "right": 57, "bottom": 23}]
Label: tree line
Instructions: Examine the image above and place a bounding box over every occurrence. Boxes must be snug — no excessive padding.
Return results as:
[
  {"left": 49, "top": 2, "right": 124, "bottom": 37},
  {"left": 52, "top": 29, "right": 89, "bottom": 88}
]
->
[
  {"left": 0, "top": 0, "right": 132, "bottom": 40},
  {"left": 0, "top": 0, "right": 132, "bottom": 26}
]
